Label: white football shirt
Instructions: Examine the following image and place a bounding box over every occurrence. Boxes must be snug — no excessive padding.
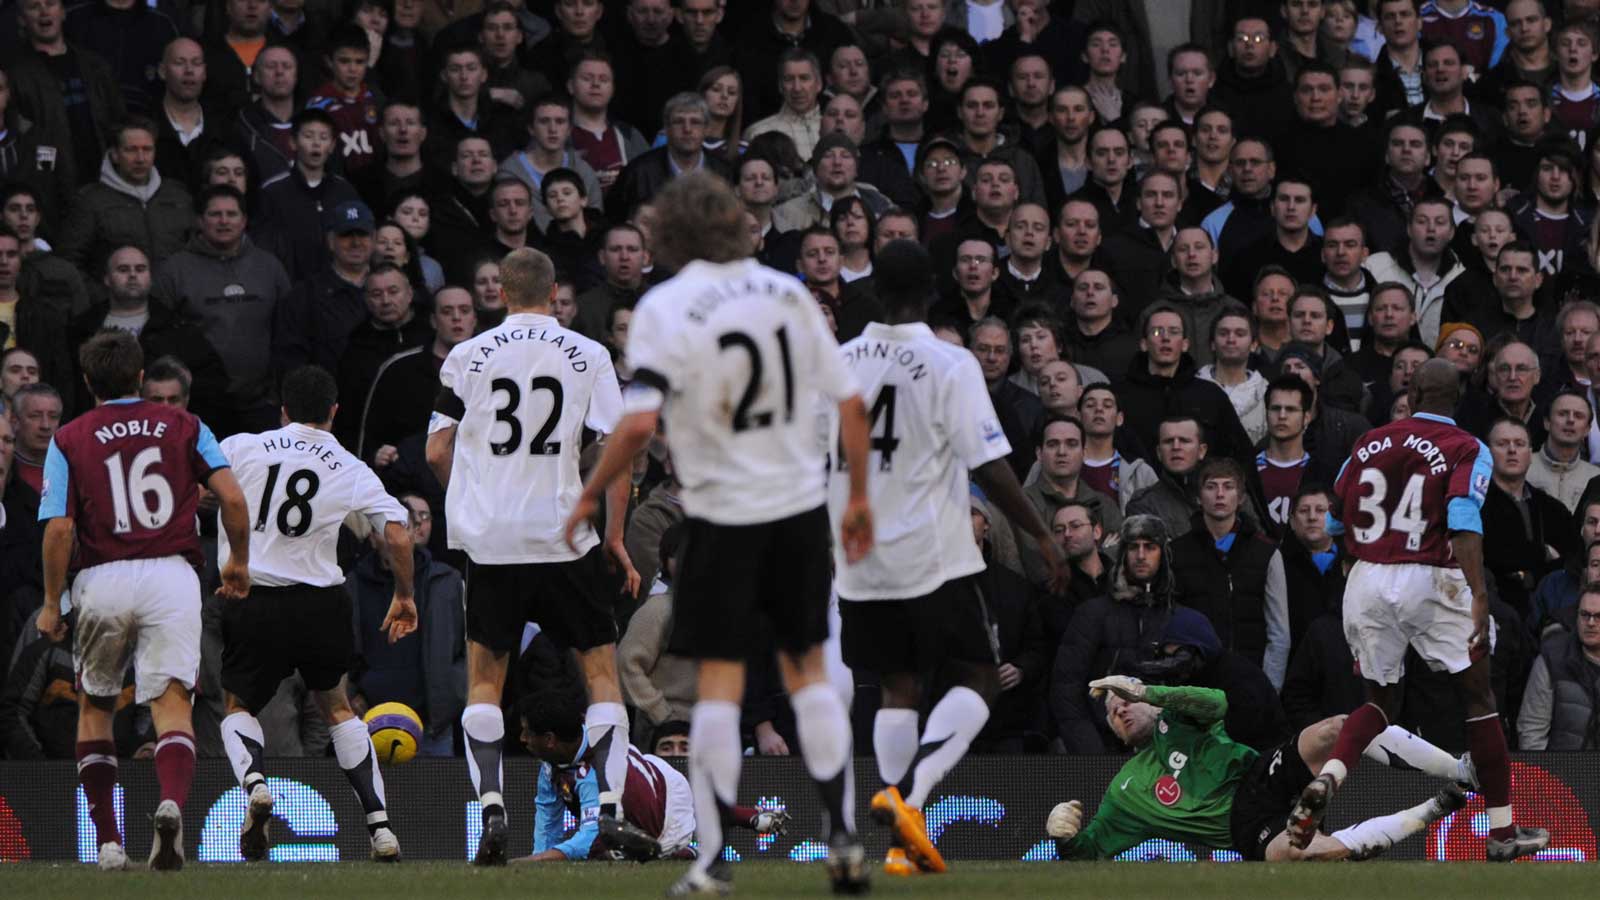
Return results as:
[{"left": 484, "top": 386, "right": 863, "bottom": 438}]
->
[
  {"left": 430, "top": 312, "right": 623, "bottom": 563},
  {"left": 827, "top": 322, "right": 1012, "bottom": 600},
  {"left": 624, "top": 259, "right": 858, "bottom": 526},
  {"left": 219, "top": 423, "right": 409, "bottom": 587}
]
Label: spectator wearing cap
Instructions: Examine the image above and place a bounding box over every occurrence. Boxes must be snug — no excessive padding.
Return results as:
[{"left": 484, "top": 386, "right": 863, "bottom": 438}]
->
[
  {"left": 1507, "top": 139, "right": 1592, "bottom": 280},
  {"left": 1435, "top": 321, "right": 1486, "bottom": 377},
  {"left": 771, "top": 133, "right": 891, "bottom": 233},
  {"left": 1049, "top": 513, "right": 1181, "bottom": 753},
  {"left": 153, "top": 184, "right": 290, "bottom": 436},
  {"left": 252, "top": 108, "right": 362, "bottom": 283},
  {"left": 607, "top": 92, "right": 734, "bottom": 222},
  {"left": 272, "top": 199, "right": 377, "bottom": 380},
  {"left": 913, "top": 136, "right": 972, "bottom": 251}
]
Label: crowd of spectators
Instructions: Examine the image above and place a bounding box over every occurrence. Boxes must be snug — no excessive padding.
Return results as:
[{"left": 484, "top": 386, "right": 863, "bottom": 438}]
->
[{"left": 4, "top": 0, "right": 1600, "bottom": 763}]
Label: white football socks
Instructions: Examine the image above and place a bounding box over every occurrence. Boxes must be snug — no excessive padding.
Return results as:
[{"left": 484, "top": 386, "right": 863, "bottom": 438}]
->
[
  {"left": 1332, "top": 793, "right": 1451, "bottom": 859},
  {"left": 330, "top": 717, "right": 389, "bottom": 832},
  {"left": 585, "top": 701, "right": 630, "bottom": 815},
  {"left": 220, "top": 712, "right": 266, "bottom": 790},
  {"left": 688, "top": 700, "right": 742, "bottom": 876},
  {"left": 873, "top": 708, "right": 919, "bottom": 789},
  {"left": 905, "top": 686, "right": 989, "bottom": 809},
  {"left": 1362, "top": 725, "right": 1461, "bottom": 780},
  {"left": 461, "top": 703, "right": 505, "bottom": 816}
]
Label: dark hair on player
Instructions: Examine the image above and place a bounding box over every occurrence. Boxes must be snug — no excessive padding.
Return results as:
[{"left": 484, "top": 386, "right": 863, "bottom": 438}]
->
[
  {"left": 281, "top": 365, "right": 340, "bottom": 424},
  {"left": 1197, "top": 455, "right": 1245, "bottom": 486},
  {"left": 1033, "top": 413, "right": 1084, "bottom": 450},
  {"left": 881, "top": 67, "right": 927, "bottom": 95},
  {"left": 441, "top": 43, "right": 487, "bottom": 67},
  {"left": 293, "top": 107, "right": 338, "bottom": 136},
  {"left": 325, "top": 23, "right": 371, "bottom": 58},
  {"left": 143, "top": 355, "right": 192, "bottom": 399},
  {"left": 1158, "top": 413, "right": 1207, "bottom": 444},
  {"left": 0, "top": 181, "right": 41, "bottom": 209},
  {"left": 1487, "top": 415, "right": 1532, "bottom": 442},
  {"left": 1497, "top": 239, "right": 1538, "bottom": 265},
  {"left": 1501, "top": 77, "right": 1548, "bottom": 107},
  {"left": 1266, "top": 373, "right": 1315, "bottom": 413},
  {"left": 1434, "top": 112, "right": 1479, "bottom": 143},
  {"left": 1088, "top": 123, "right": 1129, "bottom": 149},
  {"left": 1078, "top": 382, "right": 1117, "bottom": 409},
  {"left": 0, "top": 223, "right": 17, "bottom": 244},
  {"left": 1014, "top": 302, "right": 1063, "bottom": 340},
  {"left": 527, "top": 92, "right": 572, "bottom": 125},
  {"left": 1252, "top": 263, "right": 1296, "bottom": 293},
  {"left": 195, "top": 183, "right": 246, "bottom": 215},
  {"left": 1085, "top": 19, "right": 1126, "bottom": 46},
  {"left": 1324, "top": 216, "right": 1368, "bottom": 245},
  {"left": 1137, "top": 300, "right": 1187, "bottom": 339},
  {"left": 959, "top": 75, "right": 1005, "bottom": 105},
  {"left": 79, "top": 330, "right": 145, "bottom": 401},
  {"left": 1148, "top": 119, "right": 1190, "bottom": 146},
  {"left": 114, "top": 116, "right": 160, "bottom": 147},
  {"left": 649, "top": 172, "right": 747, "bottom": 269},
  {"left": 516, "top": 685, "right": 586, "bottom": 742},
  {"left": 778, "top": 46, "right": 821, "bottom": 79},
  {"left": 829, "top": 194, "right": 877, "bottom": 251}
]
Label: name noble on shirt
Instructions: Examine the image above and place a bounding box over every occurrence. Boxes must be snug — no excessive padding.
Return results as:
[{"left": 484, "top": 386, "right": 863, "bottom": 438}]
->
[
  {"left": 259, "top": 436, "right": 346, "bottom": 471},
  {"left": 93, "top": 419, "right": 171, "bottom": 444},
  {"left": 1355, "top": 432, "right": 1450, "bottom": 476},
  {"left": 841, "top": 340, "right": 931, "bottom": 381},
  {"left": 467, "top": 327, "right": 590, "bottom": 374}
]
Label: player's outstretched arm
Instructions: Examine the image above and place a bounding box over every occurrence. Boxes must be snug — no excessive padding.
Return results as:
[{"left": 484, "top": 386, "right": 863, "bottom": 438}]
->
[
  {"left": 566, "top": 411, "right": 657, "bottom": 552},
  {"left": 602, "top": 459, "right": 642, "bottom": 597},
  {"left": 973, "top": 458, "right": 1068, "bottom": 594},
  {"left": 209, "top": 468, "right": 253, "bottom": 599},
  {"left": 836, "top": 395, "right": 875, "bottom": 563},
  {"left": 379, "top": 520, "right": 418, "bottom": 644},
  {"left": 35, "top": 517, "right": 75, "bottom": 643},
  {"left": 425, "top": 426, "right": 457, "bottom": 488}
]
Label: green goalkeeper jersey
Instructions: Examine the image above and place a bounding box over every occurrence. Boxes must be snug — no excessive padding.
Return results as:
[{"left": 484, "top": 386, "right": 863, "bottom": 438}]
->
[{"left": 1058, "top": 686, "right": 1260, "bottom": 860}]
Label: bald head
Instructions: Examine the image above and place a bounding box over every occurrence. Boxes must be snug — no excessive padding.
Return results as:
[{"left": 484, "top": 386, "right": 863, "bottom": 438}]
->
[{"left": 1409, "top": 357, "right": 1461, "bottom": 415}]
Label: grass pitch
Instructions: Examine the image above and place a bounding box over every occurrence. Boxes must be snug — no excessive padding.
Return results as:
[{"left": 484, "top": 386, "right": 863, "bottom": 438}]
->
[{"left": 6, "top": 860, "right": 1597, "bottom": 900}]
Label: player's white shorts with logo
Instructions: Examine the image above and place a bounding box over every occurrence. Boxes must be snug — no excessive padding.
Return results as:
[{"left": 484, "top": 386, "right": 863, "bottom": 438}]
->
[
  {"left": 651, "top": 755, "right": 696, "bottom": 854},
  {"left": 1343, "top": 560, "right": 1474, "bottom": 685},
  {"left": 72, "top": 556, "right": 201, "bottom": 703}
]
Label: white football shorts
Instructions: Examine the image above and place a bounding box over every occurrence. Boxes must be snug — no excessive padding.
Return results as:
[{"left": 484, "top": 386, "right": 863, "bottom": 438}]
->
[
  {"left": 1342, "top": 560, "right": 1476, "bottom": 685},
  {"left": 72, "top": 556, "right": 202, "bottom": 703}
]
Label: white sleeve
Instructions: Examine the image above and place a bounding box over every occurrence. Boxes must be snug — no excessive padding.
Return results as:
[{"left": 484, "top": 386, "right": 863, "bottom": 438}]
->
[
  {"left": 349, "top": 465, "right": 409, "bottom": 527},
  {"left": 1262, "top": 550, "right": 1290, "bottom": 691},
  {"left": 624, "top": 293, "right": 681, "bottom": 394},
  {"left": 586, "top": 351, "right": 625, "bottom": 434},
  {"left": 945, "top": 354, "right": 1011, "bottom": 468}
]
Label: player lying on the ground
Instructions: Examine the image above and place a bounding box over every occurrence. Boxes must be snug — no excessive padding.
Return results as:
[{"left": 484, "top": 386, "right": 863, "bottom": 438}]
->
[
  {"left": 1045, "top": 671, "right": 1471, "bottom": 861},
  {"left": 512, "top": 685, "right": 790, "bottom": 862}
]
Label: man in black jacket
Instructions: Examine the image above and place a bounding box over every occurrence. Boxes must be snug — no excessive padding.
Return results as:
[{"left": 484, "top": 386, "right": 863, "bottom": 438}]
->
[
  {"left": 1114, "top": 302, "right": 1256, "bottom": 468},
  {"left": 272, "top": 199, "right": 375, "bottom": 381},
  {"left": 333, "top": 263, "right": 433, "bottom": 449},
  {"left": 1483, "top": 417, "right": 1578, "bottom": 623},
  {"left": 253, "top": 109, "right": 362, "bottom": 283},
  {"left": 359, "top": 286, "right": 476, "bottom": 466},
  {"left": 1168, "top": 456, "right": 1290, "bottom": 689},
  {"left": 607, "top": 92, "right": 733, "bottom": 222}
]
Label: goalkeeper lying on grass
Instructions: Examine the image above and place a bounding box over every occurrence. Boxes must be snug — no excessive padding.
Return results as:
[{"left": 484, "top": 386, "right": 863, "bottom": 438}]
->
[{"left": 1047, "top": 671, "right": 1476, "bottom": 862}]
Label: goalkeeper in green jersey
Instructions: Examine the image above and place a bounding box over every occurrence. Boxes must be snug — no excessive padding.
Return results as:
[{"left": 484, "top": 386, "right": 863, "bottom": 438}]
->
[{"left": 1046, "top": 623, "right": 1476, "bottom": 861}]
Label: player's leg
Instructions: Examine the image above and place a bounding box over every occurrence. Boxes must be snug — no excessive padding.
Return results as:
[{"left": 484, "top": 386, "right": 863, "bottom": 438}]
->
[
  {"left": 579, "top": 644, "right": 631, "bottom": 819},
  {"left": 75, "top": 693, "right": 126, "bottom": 869},
  {"left": 873, "top": 672, "right": 921, "bottom": 876},
  {"left": 685, "top": 658, "right": 747, "bottom": 883},
  {"left": 136, "top": 559, "right": 203, "bottom": 872},
  {"left": 1415, "top": 569, "right": 1548, "bottom": 860},
  {"left": 551, "top": 547, "right": 631, "bottom": 822},
  {"left": 70, "top": 563, "right": 135, "bottom": 869},
  {"left": 314, "top": 681, "right": 399, "bottom": 860},
  {"left": 217, "top": 587, "right": 286, "bottom": 861},
  {"left": 1267, "top": 785, "right": 1468, "bottom": 862},
  {"left": 1451, "top": 654, "right": 1549, "bottom": 859},
  {"left": 902, "top": 579, "right": 1001, "bottom": 813},
  {"left": 459, "top": 562, "right": 522, "bottom": 865}
]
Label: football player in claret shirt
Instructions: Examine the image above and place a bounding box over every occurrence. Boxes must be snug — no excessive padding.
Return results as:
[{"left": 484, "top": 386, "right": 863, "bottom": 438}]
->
[
  {"left": 1287, "top": 359, "right": 1550, "bottom": 860},
  {"left": 308, "top": 25, "right": 385, "bottom": 177},
  {"left": 36, "top": 330, "right": 253, "bottom": 871},
  {"left": 514, "top": 681, "right": 790, "bottom": 863},
  {"left": 1043, "top": 659, "right": 1472, "bottom": 862}
]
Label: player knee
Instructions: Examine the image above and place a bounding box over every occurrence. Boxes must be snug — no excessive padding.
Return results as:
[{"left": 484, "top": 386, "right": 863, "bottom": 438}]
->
[{"left": 879, "top": 672, "right": 921, "bottom": 708}]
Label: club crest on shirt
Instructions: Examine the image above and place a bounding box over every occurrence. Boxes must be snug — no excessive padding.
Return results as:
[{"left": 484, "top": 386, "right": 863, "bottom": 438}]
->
[
  {"left": 1466, "top": 22, "right": 1484, "bottom": 40},
  {"left": 1154, "top": 774, "right": 1183, "bottom": 807}
]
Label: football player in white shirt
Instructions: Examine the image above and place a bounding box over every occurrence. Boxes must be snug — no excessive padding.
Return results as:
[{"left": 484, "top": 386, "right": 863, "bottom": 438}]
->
[
  {"left": 427, "top": 248, "right": 641, "bottom": 866},
  {"left": 215, "top": 365, "right": 417, "bottom": 862},
  {"left": 830, "top": 240, "right": 1068, "bottom": 877},
  {"left": 567, "top": 172, "right": 876, "bottom": 896}
]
